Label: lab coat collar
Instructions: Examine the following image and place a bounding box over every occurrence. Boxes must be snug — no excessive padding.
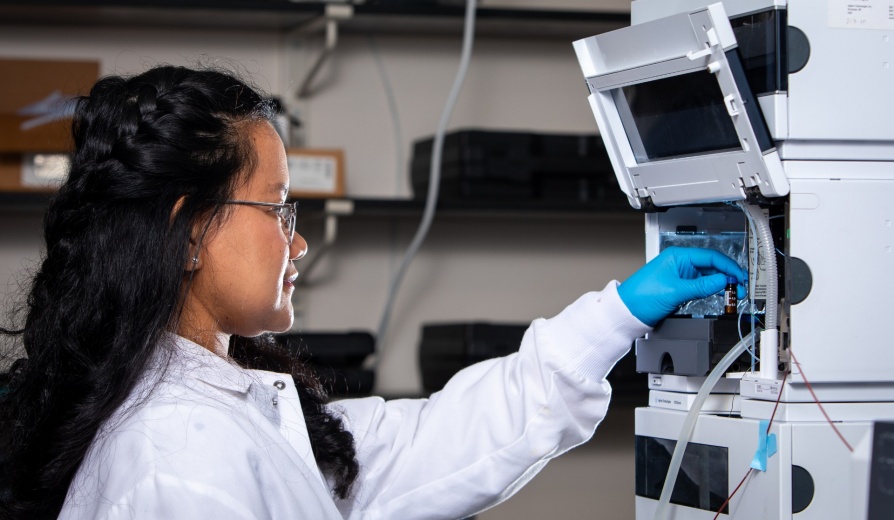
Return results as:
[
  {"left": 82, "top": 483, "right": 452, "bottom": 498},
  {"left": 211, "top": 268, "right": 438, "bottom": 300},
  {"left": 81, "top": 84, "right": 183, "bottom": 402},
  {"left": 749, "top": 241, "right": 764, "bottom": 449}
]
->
[{"left": 164, "top": 333, "right": 254, "bottom": 395}]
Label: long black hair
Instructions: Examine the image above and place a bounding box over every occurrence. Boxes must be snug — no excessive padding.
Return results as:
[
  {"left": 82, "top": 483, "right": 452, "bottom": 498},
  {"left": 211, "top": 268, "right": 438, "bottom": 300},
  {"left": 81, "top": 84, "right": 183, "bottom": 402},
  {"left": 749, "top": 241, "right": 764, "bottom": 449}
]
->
[{"left": 0, "top": 65, "right": 358, "bottom": 519}]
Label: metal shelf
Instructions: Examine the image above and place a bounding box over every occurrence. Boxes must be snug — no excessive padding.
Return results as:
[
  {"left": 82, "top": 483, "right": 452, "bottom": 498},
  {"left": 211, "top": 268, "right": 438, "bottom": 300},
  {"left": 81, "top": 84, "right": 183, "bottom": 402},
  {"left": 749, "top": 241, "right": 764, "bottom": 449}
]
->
[
  {"left": 0, "top": 0, "right": 629, "bottom": 38},
  {"left": 0, "top": 191, "right": 54, "bottom": 213},
  {"left": 295, "top": 196, "right": 639, "bottom": 219},
  {"left": 0, "top": 191, "right": 639, "bottom": 219}
]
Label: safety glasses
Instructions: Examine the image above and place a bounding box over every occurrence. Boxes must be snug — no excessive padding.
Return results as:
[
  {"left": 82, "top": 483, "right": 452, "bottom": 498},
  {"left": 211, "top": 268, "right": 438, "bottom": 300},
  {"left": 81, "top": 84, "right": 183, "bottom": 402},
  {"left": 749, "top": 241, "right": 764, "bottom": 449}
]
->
[{"left": 222, "top": 200, "right": 298, "bottom": 245}]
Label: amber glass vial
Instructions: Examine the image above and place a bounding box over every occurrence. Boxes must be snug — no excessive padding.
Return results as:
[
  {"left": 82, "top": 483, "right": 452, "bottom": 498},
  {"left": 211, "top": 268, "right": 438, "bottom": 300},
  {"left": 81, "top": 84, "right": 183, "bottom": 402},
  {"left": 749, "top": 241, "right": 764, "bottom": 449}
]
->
[{"left": 724, "top": 276, "right": 737, "bottom": 314}]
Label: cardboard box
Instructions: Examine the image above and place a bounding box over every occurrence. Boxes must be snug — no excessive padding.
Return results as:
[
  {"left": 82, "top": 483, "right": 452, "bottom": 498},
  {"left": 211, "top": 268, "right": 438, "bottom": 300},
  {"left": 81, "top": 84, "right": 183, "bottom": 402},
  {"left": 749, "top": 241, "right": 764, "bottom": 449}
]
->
[
  {"left": 0, "top": 58, "right": 99, "bottom": 154},
  {"left": 0, "top": 154, "right": 23, "bottom": 191},
  {"left": 287, "top": 148, "right": 345, "bottom": 198}
]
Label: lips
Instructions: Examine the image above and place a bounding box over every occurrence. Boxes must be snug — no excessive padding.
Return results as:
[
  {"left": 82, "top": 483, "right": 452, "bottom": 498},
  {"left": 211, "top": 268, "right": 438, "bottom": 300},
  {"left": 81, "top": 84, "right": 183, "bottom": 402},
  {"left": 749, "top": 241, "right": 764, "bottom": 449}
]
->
[{"left": 283, "top": 271, "right": 299, "bottom": 288}]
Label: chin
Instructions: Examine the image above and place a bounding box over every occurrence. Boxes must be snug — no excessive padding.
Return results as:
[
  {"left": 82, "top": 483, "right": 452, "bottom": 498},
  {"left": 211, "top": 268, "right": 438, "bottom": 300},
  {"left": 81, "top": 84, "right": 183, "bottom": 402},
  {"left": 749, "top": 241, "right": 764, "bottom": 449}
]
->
[
  {"left": 269, "top": 310, "right": 295, "bottom": 334},
  {"left": 241, "top": 311, "right": 293, "bottom": 337},
  {"left": 269, "top": 322, "right": 293, "bottom": 334}
]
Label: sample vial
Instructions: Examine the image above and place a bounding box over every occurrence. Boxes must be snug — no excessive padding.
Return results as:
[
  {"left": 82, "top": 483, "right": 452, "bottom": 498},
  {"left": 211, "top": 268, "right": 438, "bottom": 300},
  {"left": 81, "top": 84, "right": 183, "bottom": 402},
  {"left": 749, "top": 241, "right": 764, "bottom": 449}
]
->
[{"left": 724, "top": 276, "right": 737, "bottom": 315}]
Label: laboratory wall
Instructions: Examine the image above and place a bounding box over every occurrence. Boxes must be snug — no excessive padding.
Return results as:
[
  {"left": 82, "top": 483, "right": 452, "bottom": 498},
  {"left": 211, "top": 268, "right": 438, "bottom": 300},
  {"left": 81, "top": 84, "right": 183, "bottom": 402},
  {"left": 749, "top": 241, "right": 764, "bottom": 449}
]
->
[{"left": 0, "top": 2, "right": 643, "bottom": 517}]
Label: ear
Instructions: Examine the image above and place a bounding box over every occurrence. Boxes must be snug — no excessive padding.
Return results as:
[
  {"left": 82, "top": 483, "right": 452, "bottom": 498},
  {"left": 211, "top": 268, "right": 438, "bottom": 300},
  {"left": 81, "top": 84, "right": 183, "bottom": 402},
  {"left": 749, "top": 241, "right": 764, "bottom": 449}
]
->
[
  {"left": 185, "top": 225, "right": 204, "bottom": 273},
  {"left": 172, "top": 195, "right": 204, "bottom": 272},
  {"left": 185, "top": 244, "right": 203, "bottom": 272}
]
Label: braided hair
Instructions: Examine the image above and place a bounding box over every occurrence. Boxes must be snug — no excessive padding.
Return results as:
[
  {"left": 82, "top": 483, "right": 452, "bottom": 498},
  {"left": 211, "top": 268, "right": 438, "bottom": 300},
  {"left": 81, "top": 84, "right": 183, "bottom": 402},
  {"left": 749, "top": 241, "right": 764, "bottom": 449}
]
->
[{"left": 0, "top": 65, "right": 358, "bottom": 519}]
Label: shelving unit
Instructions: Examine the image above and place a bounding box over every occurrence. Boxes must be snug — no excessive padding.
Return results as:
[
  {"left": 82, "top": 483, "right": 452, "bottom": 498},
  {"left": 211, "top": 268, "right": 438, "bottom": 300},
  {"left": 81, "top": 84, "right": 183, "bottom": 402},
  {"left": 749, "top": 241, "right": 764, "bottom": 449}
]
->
[
  {"left": 0, "top": 191, "right": 54, "bottom": 213},
  {"left": 0, "top": 0, "right": 633, "bottom": 217},
  {"left": 305, "top": 197, "right": 637, "bottom": 219},
  {"left": 0, "top": 1, "right": 629, "bottom": 39},
  {"left": 0, "top": 190, "right": 639, "bottom": 219},
  {"left": 0, "top": 0, "right": 645, "bottom": 399}
]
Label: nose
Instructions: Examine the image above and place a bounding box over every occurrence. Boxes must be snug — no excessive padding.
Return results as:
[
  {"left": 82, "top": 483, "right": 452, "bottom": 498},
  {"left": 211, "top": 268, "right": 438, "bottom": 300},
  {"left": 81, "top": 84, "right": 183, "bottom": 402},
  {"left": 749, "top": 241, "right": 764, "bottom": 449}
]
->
[{"left": 290, "top": 231, "right": 308, "bottom": 260}]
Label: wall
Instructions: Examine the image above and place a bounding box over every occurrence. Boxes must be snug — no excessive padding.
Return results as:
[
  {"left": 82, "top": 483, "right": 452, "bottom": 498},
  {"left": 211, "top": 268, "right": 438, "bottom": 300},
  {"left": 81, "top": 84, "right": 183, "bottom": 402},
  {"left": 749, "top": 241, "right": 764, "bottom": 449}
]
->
[
  {"left": 290, "top": 33, "right": 622, "bottom": 198},
  {"left": 0, "top": 3, "right": 644, "bottom": 517}
]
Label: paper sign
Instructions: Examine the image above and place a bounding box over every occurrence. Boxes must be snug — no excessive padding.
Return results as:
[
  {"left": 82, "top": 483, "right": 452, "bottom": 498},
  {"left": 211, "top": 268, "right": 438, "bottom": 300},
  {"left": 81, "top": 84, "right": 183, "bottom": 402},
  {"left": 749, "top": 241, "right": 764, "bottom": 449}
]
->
[{"left": 829, "top": 0, "right": 894, "bottom": 30}]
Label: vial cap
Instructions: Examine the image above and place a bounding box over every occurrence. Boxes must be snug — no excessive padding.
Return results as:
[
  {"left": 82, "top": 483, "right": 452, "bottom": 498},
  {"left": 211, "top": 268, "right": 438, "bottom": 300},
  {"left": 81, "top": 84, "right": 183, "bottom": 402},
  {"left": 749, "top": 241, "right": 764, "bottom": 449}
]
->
[{"left": 727, "top": 276, "right": 737, "bottom": 284}]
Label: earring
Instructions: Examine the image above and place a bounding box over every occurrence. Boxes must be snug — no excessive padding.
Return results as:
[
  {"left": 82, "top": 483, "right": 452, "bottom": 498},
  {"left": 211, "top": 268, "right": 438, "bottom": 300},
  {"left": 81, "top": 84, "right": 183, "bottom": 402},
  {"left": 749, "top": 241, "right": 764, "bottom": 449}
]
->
[{"left": 191, "top": 256, "right": 199, "bottom": 264}]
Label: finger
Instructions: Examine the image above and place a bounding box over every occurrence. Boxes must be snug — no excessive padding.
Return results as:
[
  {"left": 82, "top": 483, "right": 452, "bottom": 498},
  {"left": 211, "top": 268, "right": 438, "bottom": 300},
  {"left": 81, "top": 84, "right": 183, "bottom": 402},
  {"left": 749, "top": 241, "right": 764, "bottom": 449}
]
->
[
  {"left": 676, "top": 272, "right": 729, "bottom": 302},
  {"left": 677, "top": 248, "right": 746, "bottom": 284}
]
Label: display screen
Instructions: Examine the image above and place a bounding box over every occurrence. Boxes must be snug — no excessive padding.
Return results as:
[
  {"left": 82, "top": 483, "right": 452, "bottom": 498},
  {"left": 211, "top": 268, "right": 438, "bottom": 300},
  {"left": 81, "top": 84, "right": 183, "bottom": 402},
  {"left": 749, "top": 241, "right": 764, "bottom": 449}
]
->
[
  {"left": 615, "top": 70, "right": 741, "bottom": 163},
  {"left": 731, "top": 9, "right": 786, "bottom": 95},
  {"left": 635, "top": 435, "right": 730, "bottom": 514}
]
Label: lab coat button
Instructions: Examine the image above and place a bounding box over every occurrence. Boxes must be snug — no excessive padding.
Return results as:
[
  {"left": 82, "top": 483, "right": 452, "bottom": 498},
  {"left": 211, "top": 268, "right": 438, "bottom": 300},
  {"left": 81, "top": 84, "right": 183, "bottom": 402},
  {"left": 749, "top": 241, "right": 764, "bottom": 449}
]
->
[{"left": 273, "top": 380, "right": 286, "bottom": 390}]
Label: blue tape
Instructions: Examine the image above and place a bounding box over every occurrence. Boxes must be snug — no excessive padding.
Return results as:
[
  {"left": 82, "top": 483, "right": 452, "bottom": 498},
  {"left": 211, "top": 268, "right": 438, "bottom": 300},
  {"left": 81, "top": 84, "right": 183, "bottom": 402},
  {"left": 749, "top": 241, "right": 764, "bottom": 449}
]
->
[{"left": 750, "top": 419, "right": 778, "bottom": 472}]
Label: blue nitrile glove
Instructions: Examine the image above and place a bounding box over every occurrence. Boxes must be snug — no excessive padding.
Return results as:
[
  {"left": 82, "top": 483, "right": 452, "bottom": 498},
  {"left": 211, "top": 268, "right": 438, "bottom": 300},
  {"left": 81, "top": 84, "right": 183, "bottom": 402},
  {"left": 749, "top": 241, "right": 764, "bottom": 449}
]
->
[{"left": 617, "top": 246, "right": 747, "bottom": 326}]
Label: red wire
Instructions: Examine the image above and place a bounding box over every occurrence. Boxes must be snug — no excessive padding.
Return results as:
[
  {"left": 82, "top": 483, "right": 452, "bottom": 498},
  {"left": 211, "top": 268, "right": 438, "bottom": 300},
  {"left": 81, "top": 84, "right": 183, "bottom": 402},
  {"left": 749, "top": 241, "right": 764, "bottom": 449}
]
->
[
  {"left": 713, "top": 468, "right": 753, "bottom": 520},
  {"left": 714, "top": 347, "right": 854, "bottom": 518},
  {"left": 712, "top": 372, "right": 788, "bottom": 518},
  {"left": 789, "top": 349, "right": 854, "bottom": 452},
  {"left": 766, "top": 371, "right": 787, "bottom": 434},
  {"left": 710, "top": 346, "right": 854, "bottom": 517}
]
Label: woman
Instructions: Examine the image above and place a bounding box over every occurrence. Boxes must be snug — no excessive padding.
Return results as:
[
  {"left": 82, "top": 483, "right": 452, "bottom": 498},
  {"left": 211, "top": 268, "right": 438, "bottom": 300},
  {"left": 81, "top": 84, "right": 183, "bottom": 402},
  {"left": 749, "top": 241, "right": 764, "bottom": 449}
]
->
[{"left": 0, "top": 65, "right": 744, "bottom": 519}]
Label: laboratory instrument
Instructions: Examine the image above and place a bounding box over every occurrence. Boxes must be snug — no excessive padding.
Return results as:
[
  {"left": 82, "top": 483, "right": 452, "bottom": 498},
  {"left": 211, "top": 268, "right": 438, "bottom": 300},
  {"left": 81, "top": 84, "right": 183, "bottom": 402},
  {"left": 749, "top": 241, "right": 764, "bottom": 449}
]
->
[{"left": 574, "top": 1, "right": 894, "bottom": 518}]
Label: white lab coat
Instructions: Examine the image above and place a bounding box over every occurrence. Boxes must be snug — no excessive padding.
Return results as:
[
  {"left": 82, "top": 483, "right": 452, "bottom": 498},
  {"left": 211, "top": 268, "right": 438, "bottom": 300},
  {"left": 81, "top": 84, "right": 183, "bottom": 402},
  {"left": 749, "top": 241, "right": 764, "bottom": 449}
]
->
[{"left": 59, "top": 282, "right": 648, "bottom": 520}]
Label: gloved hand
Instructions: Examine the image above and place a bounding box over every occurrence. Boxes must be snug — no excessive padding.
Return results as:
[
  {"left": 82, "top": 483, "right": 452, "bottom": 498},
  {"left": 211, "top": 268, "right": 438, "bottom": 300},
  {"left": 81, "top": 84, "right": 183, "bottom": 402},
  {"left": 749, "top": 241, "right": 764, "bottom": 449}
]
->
[{"left": 617, "top": 246, "right": 746, "bottom": 326}]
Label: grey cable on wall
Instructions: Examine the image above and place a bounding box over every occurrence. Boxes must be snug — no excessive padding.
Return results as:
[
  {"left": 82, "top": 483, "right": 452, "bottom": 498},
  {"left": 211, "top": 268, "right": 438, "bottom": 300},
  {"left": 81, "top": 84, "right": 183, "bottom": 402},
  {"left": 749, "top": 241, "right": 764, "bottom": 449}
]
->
[
  {"left": 367, "top": 34, "right": 406, "bottom": 197},
  {"left": 371, "top": 0, "right": 478, "bottom": 362},
  {"left": 298, "top": 35, "right": 406, "bottom": 290}
]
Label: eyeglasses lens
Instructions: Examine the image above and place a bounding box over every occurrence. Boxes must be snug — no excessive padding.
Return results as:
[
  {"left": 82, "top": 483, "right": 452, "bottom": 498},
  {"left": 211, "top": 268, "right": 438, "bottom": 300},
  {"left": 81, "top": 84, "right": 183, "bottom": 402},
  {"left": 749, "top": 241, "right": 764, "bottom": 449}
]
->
[{"left": 285, "top": 204, "right": 296, "bottom": 245}]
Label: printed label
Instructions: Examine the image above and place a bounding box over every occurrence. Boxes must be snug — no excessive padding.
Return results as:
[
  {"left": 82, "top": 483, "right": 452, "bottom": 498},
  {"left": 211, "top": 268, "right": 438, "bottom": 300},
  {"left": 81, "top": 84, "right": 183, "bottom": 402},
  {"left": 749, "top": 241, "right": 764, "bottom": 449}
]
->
[
  {"left": 829, "top": 0, "right": 894, "bottom": 30},
  {"left": 747, "top": 208, "right": 770, "bottom": 301},
  {"left": 754, "top": 383, "right": 780, "bottom": 396},
  {"left": 288, "top": 155, "right": 337, "bottom": 193}
]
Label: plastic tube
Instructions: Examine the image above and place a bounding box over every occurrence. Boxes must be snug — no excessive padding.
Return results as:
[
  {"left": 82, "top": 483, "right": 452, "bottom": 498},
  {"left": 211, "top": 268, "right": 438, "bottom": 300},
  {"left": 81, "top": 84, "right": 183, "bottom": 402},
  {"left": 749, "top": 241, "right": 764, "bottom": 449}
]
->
[
  {"left": 737, "top": 202, "right": 778, "bottom": 380},
  {"left": 737, "top": 203, "right": 777, "bottom": 330},
  {"left": 373, "top": 0, "right": 478, "bottom": 360},
  {"left": 652, "top": 330, "right": 756, "bottom": 520},
  {"left": 736, "top": 205, "right": 759, "bottom": 372}
]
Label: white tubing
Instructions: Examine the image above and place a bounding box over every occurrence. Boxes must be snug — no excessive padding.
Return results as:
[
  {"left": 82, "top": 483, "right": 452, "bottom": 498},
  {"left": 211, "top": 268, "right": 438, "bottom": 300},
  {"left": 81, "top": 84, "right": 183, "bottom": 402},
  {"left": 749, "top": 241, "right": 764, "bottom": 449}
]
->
[
  {"left": 737, "top": 202, "right": 779, "bottom": 380},
  {"left": 373, "top": 0, "right": 478, "bottom": 360},
  {"left": 737, "top": 202, "right": 777, "bottom": 330},
  {"left": 652, "top": 330, "right": 757, "bottom": 520}
]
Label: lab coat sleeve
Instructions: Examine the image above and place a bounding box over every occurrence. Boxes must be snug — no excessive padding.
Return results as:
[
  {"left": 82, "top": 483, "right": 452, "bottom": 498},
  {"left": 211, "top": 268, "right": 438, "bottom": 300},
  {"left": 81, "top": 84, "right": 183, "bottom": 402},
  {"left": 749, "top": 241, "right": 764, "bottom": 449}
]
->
[{"left": 332, "top": 282, "right": 650, "bottom": 520}]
